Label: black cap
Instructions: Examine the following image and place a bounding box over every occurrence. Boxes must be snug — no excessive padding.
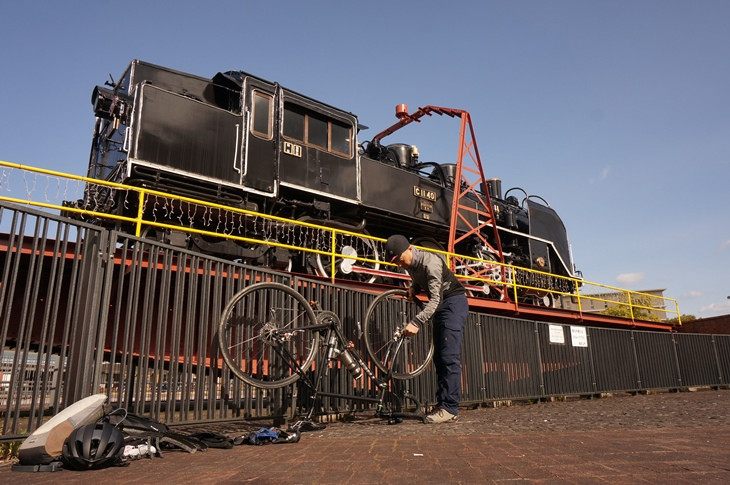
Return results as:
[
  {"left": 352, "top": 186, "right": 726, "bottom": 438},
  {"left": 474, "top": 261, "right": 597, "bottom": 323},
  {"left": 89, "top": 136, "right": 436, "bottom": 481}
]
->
[{"left": 385, "top": 235, "right": 410, "bottom": 263}]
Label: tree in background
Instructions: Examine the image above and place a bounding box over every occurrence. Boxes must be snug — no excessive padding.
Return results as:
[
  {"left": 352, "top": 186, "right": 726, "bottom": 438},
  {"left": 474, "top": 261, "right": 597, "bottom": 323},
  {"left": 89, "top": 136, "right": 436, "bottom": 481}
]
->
[
  {"left": 601, "top": 294, "right": 662, "bottom": 322},
  {"left": 665, "top": 314, "right": 696, "bottom": 324}
]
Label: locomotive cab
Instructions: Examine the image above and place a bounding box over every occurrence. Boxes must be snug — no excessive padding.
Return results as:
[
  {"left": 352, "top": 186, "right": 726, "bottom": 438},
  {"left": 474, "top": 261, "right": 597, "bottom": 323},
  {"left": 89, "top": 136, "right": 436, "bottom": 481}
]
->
[{"left": 86, "top": 60, "right": 361, "bottom": 213}]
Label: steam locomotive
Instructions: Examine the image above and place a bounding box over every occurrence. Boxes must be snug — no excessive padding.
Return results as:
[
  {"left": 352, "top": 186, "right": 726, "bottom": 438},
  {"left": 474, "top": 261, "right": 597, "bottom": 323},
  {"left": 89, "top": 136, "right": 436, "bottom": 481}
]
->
[{"left": 69, "top": 60, "right": 578, "bottom": 302}]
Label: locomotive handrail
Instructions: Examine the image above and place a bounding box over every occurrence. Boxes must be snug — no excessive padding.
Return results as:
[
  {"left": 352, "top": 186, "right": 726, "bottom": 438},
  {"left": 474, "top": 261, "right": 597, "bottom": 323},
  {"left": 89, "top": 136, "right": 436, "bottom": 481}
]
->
[{"left": 0, "top": 159, "right": 681, "bottom": 325}]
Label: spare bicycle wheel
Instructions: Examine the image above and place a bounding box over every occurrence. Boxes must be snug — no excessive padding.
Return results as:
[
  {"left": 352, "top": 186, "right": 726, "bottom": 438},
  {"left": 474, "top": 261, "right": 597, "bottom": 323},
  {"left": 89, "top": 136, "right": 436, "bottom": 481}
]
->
[{"left": 363, "top": 289, "right": 434, "bottom": 379}]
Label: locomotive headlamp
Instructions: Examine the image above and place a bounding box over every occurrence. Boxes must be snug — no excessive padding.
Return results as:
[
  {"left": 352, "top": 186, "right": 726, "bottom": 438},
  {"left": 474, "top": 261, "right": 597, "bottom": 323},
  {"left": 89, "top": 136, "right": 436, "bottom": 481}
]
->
[{"left": 92, "top": 85, "right": 126, "bottom": 121}]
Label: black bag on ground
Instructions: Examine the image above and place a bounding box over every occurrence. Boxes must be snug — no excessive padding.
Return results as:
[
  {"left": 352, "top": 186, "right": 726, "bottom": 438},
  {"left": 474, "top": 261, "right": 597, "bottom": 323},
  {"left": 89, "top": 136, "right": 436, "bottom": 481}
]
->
[
  {"left": 105, "top": 410, "right": 169, "bottom": 436},
  {"left": 103, "top": 410, "right": 206, "bottom": 456},
  {"left": 189, "top": 431, "right": 234, "bottom": 449}
]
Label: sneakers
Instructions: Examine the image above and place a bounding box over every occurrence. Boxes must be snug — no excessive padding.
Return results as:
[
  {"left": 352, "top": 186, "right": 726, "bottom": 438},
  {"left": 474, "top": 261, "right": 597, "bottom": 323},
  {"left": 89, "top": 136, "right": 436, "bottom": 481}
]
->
[{"left": 424, "top": 407, "right": 458, "bottom": 424}]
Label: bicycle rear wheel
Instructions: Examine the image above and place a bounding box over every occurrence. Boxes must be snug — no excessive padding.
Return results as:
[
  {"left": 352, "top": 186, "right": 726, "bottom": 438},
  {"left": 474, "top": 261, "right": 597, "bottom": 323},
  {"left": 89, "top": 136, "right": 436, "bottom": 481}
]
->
[
  {"left": 363, "top": 289, "right": 434, "bottom": 379},
  {"left": 218, "top": 281, "right": 319, "bottom": 389}
]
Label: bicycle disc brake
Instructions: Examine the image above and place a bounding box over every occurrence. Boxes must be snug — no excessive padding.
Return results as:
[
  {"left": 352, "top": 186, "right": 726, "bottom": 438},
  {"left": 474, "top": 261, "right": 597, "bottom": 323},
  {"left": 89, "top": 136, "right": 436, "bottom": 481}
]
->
[{"left": 259, "top": 322, "right": 283, "bottom": 345}]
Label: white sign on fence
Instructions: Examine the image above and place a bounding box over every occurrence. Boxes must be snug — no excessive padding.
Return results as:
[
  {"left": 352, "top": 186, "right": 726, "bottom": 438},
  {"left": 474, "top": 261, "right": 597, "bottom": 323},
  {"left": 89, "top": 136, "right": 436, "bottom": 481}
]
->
[
  {"left": 570, "top": 326, "right": 588, "bottom": 347},
  {"left": 548, "top": 324, "right": 565, "bottom": 344}
]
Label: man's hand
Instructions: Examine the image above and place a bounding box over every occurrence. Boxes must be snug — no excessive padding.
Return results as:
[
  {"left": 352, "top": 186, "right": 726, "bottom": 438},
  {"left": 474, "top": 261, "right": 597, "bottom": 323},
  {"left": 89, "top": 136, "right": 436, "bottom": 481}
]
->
[{"left": 402, "top": 322, "right": 420, "bottom": 337}]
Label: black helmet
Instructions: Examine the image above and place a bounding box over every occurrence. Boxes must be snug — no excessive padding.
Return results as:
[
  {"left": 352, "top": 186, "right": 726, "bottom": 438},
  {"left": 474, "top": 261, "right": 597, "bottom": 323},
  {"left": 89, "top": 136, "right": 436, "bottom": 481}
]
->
[{"left": 61, "top": 422, "right": 124, "bottom": 470}]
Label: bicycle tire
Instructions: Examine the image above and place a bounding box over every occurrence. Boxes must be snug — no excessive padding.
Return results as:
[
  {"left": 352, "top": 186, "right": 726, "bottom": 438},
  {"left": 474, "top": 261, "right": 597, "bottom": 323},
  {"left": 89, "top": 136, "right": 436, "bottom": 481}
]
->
[
  {"left": 218, "top": 281, "right": 319, "bottom": 389},
  {"left": 363, "top": 289, "right": 434, "bottom": 379}
]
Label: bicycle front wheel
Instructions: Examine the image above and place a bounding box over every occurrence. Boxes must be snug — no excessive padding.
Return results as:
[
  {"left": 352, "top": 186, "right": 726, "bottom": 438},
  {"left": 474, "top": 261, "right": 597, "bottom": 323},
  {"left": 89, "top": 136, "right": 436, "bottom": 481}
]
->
[
  {"left": 363, "top": 289, "right": 434, "bottom": 379},
  {"left": 218, "top": 281, "right": 319, "bottom": 389}
]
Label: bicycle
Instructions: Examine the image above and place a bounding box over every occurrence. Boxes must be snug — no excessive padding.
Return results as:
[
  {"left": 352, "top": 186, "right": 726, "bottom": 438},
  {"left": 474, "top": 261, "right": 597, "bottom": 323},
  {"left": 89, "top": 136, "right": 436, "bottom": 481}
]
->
[{"left": 217, "top": 281, "right": 435, "bottom": 427}]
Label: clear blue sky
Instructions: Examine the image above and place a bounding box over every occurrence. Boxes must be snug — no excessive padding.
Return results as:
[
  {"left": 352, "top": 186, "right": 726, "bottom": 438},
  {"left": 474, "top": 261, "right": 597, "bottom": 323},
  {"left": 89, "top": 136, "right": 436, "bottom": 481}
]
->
[{"left": 1, "top": 0, "right": 728, "bottom": 318}]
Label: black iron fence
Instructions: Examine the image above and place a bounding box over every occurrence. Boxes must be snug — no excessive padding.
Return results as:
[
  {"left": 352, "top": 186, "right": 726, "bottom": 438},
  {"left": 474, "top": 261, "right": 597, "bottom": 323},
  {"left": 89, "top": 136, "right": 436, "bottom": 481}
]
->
[{"left": 1, "top": 201, "right": 728, "bottom": 441}]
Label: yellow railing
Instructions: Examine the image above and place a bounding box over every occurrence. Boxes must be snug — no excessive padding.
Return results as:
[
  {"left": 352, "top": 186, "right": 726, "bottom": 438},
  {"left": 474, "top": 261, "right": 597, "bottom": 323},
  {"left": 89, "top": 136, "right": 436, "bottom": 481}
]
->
[
  {"left": 423, "top": 248, "right": 680, "bottom": 324},
  {"left": 0, "top": 159, "right": 680, "bottom": 324}
]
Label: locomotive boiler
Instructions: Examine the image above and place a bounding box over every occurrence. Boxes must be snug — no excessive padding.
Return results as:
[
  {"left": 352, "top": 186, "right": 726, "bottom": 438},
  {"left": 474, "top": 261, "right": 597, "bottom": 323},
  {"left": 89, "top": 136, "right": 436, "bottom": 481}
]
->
[{"left": 69, "top": 60, "right": 578, "bottom": 303}]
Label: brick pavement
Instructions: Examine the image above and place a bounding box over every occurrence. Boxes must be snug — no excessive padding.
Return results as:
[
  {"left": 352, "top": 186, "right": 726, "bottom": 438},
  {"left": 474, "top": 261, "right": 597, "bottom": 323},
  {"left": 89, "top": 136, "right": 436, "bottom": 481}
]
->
[{"left": 3, "top": 388, "right": 729, "bottom": 484}]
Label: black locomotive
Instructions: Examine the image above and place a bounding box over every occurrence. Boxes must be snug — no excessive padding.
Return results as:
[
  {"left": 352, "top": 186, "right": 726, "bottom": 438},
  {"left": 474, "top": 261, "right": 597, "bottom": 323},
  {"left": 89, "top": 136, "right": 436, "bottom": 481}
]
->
[{"left": 70, "top": 60, "right": 578, "bottom": 302}]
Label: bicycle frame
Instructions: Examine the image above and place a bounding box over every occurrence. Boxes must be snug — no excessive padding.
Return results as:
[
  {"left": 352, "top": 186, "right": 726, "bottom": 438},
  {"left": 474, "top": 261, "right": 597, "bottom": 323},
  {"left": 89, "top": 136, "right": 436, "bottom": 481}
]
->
[{"left": 269, "top": 310, "right": 424, "bottom": 426}]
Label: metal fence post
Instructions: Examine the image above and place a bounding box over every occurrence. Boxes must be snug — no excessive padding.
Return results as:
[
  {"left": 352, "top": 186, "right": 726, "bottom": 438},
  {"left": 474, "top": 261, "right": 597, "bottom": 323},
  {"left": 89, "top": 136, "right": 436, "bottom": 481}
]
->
[
  {"left": 712, "top": 335, "right": 725, "bottom": 385},
  {"left": 64, "top": 228, "right": 107, "bottom": 403},
  {"left": 534, "top": 321, "right": 545, "bottom": 396},
  {"left": 630, "top": 331, "right": 643, "bottom": 390}
]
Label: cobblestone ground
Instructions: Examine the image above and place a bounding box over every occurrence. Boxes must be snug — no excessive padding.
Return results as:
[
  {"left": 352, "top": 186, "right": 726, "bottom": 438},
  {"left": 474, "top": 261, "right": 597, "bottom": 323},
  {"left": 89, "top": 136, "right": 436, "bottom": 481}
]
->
[{"left": 3, "top": 389, "right": 729, "bottom": 484}]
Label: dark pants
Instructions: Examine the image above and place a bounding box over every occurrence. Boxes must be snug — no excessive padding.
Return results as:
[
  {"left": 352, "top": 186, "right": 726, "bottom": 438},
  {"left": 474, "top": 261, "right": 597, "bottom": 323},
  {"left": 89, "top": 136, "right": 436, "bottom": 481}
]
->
[{"left": 433, "top": 293, "right": 468, "bottom": 415}]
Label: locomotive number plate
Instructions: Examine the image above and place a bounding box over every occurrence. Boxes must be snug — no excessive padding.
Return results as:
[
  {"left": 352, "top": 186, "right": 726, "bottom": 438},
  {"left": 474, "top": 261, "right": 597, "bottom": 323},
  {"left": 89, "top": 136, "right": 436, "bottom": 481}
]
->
[
  {"left": 413, "top": 186, "right": 436, "bottom": 201},
  {"left": 283, "top": 141, "right": 302, "bottom": 157}
]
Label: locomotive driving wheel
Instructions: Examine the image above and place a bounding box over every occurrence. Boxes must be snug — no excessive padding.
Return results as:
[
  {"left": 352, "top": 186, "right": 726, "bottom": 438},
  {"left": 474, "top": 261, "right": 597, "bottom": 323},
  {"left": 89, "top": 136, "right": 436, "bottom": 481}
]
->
[
  {"left": 454, "top": 246, "right": 507, "bottom": 299},
  {"left": 311, "top": 233, "right": 381, "bottom": 283}
]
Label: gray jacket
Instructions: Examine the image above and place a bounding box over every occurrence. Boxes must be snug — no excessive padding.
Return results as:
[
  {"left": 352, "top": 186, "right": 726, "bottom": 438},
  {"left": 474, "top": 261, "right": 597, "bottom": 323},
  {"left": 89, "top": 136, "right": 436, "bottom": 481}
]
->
[{"left": 407, "top": 247, "right": 465, "bottom": 326}]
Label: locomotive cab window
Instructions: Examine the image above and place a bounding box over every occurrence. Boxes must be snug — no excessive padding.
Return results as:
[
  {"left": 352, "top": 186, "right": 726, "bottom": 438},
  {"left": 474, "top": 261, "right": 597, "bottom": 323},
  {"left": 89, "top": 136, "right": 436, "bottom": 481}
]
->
[
  {"left": 330, "top": 121, "right": 350, "bottom": 155},
  {"left": 283, "top": 101, "right": 352, "bottom": 157},
  {"left": 251, "top": 91, "right": 273, "bottom": 139},
  {"left": 283, "top": 104, "right": 305, "bottom": 141},
  {"left": 308, "top": 113, "right": 328, "bottom": 149}
]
